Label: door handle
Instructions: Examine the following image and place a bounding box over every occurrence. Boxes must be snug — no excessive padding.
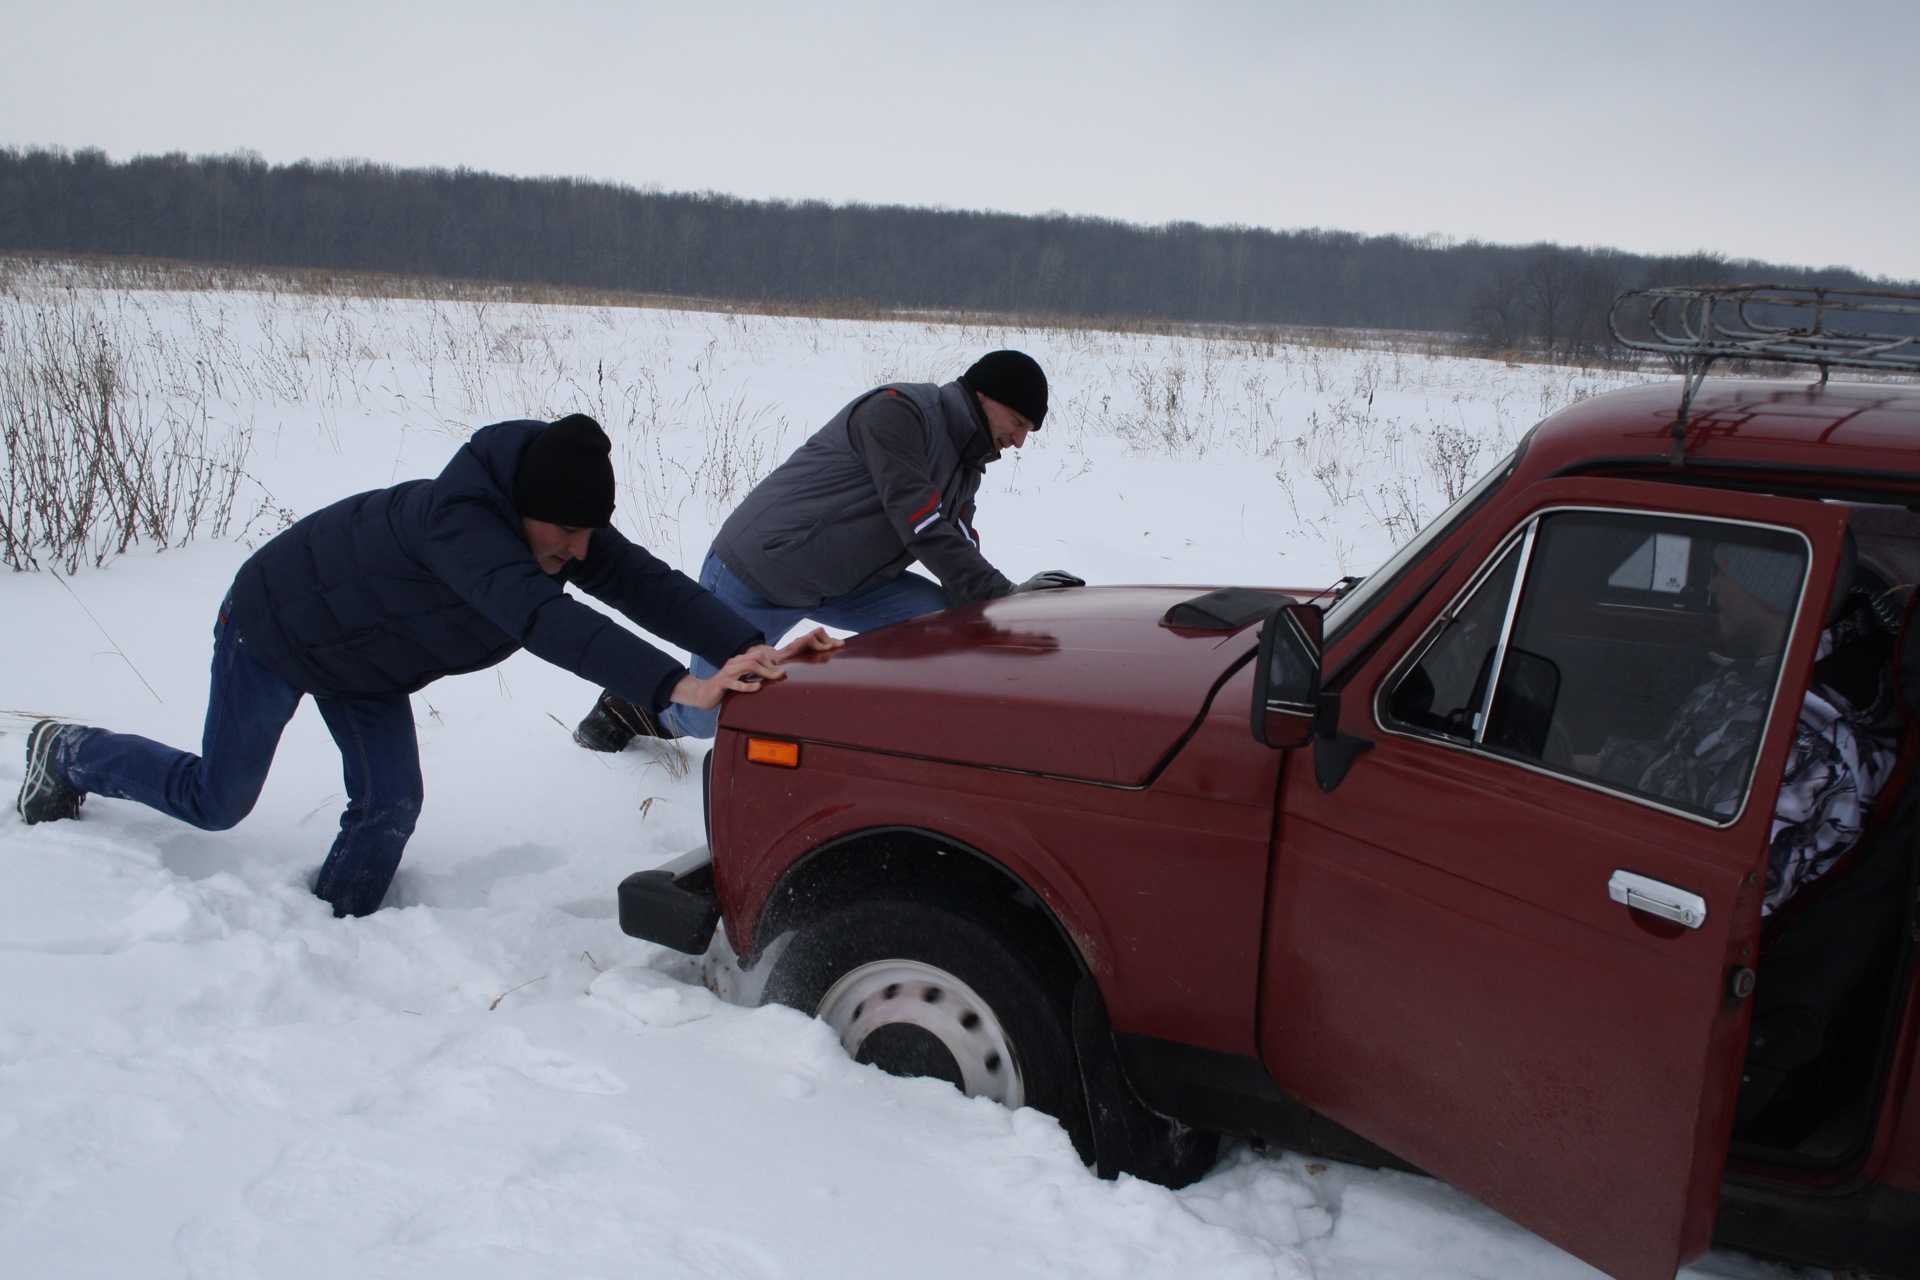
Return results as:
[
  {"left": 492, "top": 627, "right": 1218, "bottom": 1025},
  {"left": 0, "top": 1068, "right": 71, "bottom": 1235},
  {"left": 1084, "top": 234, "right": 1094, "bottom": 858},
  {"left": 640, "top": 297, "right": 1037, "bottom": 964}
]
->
[{"left": 1608, "top": 870, "right": 1707, "bottom": 929}]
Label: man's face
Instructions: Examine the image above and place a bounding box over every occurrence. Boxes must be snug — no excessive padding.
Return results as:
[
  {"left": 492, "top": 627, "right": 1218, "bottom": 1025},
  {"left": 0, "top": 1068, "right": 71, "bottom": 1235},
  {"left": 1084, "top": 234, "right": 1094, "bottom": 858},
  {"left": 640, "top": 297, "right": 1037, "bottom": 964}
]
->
[
  {"left": 977, "top": 394, "right": 1034, "bottom": 453},
  {"left": 522, "top": 517, "right": 595, "bottom": 575}
]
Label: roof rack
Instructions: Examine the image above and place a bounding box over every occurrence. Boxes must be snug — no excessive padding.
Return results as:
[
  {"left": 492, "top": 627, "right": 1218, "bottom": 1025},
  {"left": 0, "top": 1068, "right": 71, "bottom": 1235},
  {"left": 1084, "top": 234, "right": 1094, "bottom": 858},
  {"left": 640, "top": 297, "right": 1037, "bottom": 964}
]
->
[{"left": 1608, "top": 284, "right": 1920, "bottom": 465}]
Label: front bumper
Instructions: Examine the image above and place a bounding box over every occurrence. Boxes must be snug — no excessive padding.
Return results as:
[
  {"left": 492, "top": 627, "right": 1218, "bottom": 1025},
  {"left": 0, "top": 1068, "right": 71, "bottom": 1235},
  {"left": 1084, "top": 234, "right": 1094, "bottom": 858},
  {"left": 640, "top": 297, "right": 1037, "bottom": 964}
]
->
[{"left": 617, "top": 846, "right": 722, "bottom": 954}]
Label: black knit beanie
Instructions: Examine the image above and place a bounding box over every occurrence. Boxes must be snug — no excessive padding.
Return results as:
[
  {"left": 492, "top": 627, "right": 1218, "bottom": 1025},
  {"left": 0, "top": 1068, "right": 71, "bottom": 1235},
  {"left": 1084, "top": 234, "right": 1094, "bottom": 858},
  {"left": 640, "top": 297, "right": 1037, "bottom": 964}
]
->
[
  {"left": 512, "top": 414, "right": 616, "bottom": 527},
  {"left": 960, "top": 350, "right": 1048, "bottom": 428}
]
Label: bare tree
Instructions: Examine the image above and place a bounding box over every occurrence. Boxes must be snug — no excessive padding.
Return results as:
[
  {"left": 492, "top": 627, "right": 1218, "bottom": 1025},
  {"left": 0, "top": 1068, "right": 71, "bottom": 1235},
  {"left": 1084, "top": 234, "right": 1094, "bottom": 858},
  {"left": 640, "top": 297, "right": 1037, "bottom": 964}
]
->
[
  {"left": 1564, "top": 250, "right": 1633, "bottom": 363},
  {"left": 1466, "top": 265, "right": 1525, "bottom": 356},
  {"left": 1522, "top": 247, "right": 1580, "bottom": 360}
]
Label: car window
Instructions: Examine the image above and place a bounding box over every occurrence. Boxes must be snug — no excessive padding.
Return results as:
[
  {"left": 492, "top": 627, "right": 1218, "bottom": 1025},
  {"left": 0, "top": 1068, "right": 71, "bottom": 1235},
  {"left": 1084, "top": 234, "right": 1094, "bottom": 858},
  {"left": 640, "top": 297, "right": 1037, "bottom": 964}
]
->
[{"left": 1382, "top": 509, "right": 1808, "bottom": 822}]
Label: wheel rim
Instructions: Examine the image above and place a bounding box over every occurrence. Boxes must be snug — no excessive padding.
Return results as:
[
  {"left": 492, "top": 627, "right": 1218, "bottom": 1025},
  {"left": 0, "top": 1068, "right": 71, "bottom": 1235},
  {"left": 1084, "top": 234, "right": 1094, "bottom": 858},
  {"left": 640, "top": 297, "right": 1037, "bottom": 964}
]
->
[{"left": 815, "top": 959, "right": 1025, "bottom": 1108}]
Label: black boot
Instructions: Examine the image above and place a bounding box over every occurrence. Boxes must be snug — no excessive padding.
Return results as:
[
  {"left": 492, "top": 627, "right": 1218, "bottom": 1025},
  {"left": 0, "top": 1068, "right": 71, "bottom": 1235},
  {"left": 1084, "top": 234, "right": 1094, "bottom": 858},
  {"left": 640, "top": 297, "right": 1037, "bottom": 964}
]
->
[
  {"left": 573, "top": 690, "right": 678, "bottom": 752},
  {"left": 16, "top": 720, "right": 85, "bottom": 824}
]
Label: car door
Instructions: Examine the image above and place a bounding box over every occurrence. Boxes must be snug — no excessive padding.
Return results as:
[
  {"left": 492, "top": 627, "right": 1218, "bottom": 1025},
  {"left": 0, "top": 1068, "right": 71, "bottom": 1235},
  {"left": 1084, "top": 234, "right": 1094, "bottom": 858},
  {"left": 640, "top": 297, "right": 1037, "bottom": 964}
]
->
[{"left": 1259, "top": 479, "right": 1853, "bottom": 1280}]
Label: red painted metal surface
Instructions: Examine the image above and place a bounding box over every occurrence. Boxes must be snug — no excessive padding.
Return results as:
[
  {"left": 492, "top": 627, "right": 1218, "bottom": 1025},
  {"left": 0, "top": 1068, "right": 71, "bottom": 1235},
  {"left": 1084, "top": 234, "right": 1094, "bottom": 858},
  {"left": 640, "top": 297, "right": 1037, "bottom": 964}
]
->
[
  {"left": 1265, "top": 485, "right": 1849, "bottom": 1280},
  {"left": 702, "top": 377, "right": 1920, "bottom": 1280},
  {"left": 1516, "top": 379, "right": 1920, "bottom": 481},
  {"left": 714, "top": 622, "right": 1281, "bottom": 1056},
  {"left": 721, "top": 586, "right": 1267, "bottom": 785}
]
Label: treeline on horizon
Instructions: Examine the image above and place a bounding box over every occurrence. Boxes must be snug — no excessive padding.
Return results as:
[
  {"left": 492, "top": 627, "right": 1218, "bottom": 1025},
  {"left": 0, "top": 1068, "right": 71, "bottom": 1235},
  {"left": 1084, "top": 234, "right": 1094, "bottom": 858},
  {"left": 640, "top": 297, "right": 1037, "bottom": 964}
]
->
[{"left": 1, "top": 146, "right": 1902, "bottom": 360}]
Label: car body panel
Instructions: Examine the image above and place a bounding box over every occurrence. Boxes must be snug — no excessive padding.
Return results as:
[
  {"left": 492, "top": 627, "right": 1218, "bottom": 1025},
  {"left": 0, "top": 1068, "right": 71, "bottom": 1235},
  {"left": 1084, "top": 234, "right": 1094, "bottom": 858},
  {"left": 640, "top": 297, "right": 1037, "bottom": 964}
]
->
[
  {"left": 1512, "top": 380, "right": 1920, "bottom": 481},
  {"left": 713, "top": 657, "right": 1284, "bottom": 1054},
  {"left": 719, "top": 587, "right": 1262, "bottom": 786},
  {"left": 1264, "top": 480, "right": 1852, "bottom": 1280},
  {"left": 662, "top": 377, "right": 1920, "bottom": 1280}
]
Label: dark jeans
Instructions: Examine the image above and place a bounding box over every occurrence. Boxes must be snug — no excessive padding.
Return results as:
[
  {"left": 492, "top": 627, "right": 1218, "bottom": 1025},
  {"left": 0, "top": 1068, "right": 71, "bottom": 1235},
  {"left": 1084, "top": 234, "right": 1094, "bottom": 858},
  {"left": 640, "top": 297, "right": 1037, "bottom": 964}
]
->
[{"left": 56, "top": 598, "right": 423, "bottom": 917}]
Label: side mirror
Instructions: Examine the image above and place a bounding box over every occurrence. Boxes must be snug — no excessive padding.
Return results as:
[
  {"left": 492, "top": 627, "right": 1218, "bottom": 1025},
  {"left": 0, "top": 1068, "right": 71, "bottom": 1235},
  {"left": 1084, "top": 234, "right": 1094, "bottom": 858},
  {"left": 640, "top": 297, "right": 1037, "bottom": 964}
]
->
[{"left": 1252, "top": 603, "right": 1324, "bottom": 749}]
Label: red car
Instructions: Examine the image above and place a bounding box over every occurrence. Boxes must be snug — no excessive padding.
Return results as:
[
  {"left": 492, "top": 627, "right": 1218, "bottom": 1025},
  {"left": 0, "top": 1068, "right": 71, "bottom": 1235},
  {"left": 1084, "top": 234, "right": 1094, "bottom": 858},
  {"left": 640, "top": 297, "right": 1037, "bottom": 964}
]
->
[{"left": 621, "top": 290, "right": 1920, "bottom": 1279}]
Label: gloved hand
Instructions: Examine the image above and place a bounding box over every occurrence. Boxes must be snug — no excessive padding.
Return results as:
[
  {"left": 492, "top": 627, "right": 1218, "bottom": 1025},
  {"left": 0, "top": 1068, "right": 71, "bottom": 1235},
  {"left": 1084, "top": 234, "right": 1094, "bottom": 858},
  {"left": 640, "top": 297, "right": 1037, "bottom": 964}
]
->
[{"left": 1012, "top": 570, "right": 1086, "bottom": 593}]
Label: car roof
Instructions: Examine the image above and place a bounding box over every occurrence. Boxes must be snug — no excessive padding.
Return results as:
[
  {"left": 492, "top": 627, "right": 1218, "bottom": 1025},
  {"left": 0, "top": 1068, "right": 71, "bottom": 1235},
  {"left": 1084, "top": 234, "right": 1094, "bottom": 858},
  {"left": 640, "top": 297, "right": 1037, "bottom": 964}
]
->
[{"left": 1518, "top": 379, "right": 1920, "bottom": 491}]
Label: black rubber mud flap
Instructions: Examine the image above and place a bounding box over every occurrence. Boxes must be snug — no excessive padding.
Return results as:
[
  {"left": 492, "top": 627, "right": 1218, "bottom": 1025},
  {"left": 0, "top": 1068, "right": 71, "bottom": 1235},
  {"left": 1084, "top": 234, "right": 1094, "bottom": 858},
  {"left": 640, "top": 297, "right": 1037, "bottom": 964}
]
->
[
  {"left": 1071, "top": 978, "right": 1220, "bottom": 1188},
  {"left": 617, "top": 849, "right": 722, "bottom": 954}
]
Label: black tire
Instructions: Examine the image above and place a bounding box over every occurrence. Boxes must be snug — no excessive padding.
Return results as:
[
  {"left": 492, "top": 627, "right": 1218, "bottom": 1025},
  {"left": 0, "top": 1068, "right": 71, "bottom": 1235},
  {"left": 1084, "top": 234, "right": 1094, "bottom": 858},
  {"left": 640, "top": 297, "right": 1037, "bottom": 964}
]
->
[{"left": 762, "top": 897, "right": 1086, "bottom": 1141}]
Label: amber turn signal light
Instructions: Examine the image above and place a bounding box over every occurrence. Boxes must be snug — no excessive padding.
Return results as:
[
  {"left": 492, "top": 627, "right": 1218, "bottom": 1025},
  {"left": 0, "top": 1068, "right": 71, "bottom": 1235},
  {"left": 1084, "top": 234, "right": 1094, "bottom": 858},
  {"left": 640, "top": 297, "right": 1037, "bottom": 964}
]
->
[{"left": 745, "top": 737, "right": 801, "bottom": 767}]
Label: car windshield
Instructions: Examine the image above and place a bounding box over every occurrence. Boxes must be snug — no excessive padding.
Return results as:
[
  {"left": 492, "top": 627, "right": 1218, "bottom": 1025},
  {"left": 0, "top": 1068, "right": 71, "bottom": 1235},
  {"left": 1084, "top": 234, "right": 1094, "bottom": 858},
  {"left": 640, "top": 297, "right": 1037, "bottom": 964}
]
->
[{"left": 1326, "top": 447, "right": 1519, "bottom": 638}]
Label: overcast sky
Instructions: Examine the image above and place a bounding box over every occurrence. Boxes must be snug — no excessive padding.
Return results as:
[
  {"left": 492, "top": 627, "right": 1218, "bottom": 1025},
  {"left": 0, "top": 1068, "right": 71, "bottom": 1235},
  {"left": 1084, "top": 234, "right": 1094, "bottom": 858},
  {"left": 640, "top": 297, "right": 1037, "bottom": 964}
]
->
[{"left": 6, "top": 0, "right": 1916, "bottom": 280}]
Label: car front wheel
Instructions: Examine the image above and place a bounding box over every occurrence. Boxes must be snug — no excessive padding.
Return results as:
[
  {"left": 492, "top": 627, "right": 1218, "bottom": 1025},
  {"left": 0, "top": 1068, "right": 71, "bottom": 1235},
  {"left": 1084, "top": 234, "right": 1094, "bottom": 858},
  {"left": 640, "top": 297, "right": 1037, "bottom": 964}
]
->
[{"left": 761, "top": 897, "right": 1084, "bottom": 1138}]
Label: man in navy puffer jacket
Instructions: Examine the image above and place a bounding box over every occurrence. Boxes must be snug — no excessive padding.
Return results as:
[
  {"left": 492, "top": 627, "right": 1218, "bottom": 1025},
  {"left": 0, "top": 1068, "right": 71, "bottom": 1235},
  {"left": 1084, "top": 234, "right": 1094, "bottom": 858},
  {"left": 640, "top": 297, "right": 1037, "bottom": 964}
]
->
[{"left": 14, "top": 414, "right": 837, "bottom": 916}]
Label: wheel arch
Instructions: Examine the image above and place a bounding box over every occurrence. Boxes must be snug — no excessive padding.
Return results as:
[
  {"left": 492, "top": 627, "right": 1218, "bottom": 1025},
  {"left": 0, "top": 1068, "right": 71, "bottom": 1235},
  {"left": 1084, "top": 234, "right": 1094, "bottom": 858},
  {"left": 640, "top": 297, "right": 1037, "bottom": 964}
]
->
[{"left": 744, "top": 825, "right": 1094, "bottom": 995}]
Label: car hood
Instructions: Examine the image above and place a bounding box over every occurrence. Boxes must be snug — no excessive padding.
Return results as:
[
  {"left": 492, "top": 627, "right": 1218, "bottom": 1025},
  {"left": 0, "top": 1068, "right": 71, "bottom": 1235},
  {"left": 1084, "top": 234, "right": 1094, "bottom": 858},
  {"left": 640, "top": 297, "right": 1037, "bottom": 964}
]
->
[{"left": 719, "top": 586, "right": 1270, "bottom": 786}]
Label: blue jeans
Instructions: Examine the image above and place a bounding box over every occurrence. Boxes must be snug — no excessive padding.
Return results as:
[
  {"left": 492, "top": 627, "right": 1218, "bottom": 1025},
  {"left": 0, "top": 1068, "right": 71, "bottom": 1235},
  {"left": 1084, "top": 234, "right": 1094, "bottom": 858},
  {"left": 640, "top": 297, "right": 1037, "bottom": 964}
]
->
[
  {"left": 660, "top": 553, "right": 953, "bottom": 737},
  {"left": 55, "top": 598, "right": 423, "bottom": 917}
]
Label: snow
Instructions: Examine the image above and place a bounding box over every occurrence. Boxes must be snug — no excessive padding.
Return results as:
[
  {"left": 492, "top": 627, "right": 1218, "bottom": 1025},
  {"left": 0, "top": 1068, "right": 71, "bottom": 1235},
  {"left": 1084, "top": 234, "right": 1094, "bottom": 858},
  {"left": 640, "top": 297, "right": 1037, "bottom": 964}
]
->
[{"left": 0, "top": 273, "right": 1816, "bottom": 1278}]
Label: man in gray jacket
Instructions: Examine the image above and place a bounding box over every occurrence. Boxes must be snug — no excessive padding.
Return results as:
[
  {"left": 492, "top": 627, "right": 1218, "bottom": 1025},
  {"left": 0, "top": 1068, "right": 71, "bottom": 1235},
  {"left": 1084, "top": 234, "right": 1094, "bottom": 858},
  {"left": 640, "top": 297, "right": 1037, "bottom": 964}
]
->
[{"left": 575, "top": 350, "right": 1082, "bottom": 747}]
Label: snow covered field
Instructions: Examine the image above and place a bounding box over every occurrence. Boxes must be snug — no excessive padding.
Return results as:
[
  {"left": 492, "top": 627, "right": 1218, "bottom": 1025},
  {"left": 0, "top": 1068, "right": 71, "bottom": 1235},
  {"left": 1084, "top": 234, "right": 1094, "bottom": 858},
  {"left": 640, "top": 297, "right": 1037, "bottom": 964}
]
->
[{"left": 0, "top": 266, "right": 1808, "bottom": 1278}]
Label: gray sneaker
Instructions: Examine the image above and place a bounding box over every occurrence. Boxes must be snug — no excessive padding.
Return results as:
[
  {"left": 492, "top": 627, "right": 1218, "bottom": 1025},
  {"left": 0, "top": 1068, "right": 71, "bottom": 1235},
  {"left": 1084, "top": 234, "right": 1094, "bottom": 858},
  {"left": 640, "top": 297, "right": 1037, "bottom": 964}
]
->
[{"left": 16, "top": 720, "right": 84, "bottom": 824}]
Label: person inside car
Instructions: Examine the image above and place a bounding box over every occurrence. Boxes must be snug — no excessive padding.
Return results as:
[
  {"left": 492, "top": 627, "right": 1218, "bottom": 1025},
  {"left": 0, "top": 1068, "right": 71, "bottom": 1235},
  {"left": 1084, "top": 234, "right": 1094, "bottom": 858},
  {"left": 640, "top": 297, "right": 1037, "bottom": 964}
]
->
[{"left": 1587, "top": 541, "right": 1901, "bottom": 915}]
